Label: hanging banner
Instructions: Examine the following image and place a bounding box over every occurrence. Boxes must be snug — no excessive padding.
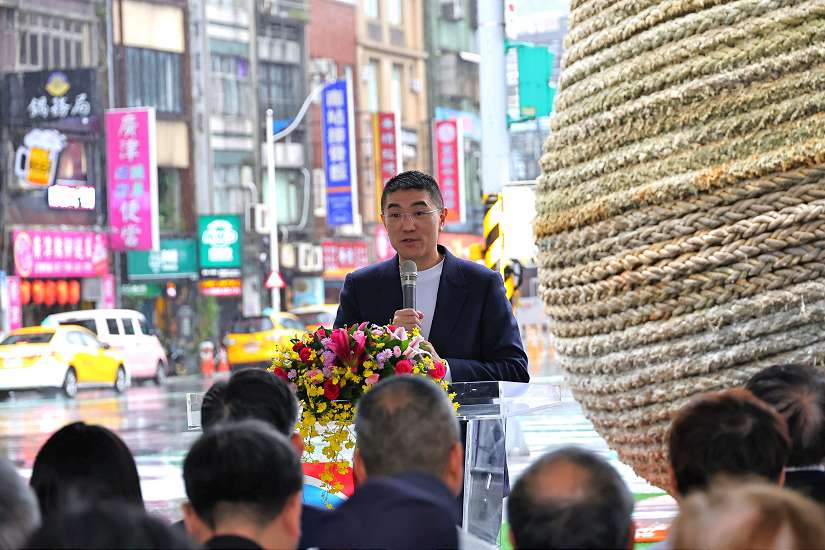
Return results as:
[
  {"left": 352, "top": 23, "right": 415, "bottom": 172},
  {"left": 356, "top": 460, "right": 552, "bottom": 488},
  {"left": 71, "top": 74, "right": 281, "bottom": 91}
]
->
[
  {"left": 102, "top": 274, "right": 116, "bottom": 308},
  {"left": 433, "top": 119, "right": 465, "bottom": 224},
  {"left": 106, "top": 107, "right": 159, "bottom": 251},
  {"left": 13, "top": 229, "right": 109, "bottom": 279},
  {"left": 4, "top": 275, "right": 23, "bottom": 331},
  {"left": 322, "top": 79, "right": 358, "bottom": 226},
  {"left": 372, "top": 112, "right": 400, "bottom": 213}
]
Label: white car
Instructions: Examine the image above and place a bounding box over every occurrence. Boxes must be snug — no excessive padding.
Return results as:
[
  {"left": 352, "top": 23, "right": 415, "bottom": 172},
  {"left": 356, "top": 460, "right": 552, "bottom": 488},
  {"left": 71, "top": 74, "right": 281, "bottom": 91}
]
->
[{"left": 42, "top": 309, "right": 168, "bottom": 385}]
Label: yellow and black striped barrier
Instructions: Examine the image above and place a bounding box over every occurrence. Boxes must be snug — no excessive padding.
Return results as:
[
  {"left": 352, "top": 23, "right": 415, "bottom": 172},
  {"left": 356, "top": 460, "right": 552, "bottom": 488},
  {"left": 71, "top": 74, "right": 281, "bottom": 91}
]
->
[{"left": 482, "top": 192, "right": 522, "bottom": 304}]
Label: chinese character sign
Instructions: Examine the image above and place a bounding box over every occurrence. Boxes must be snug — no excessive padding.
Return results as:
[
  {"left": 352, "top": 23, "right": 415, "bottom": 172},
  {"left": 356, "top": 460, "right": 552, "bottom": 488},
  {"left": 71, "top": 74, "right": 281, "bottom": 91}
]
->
[
  {"left": 433, "top": 119, "right": 465, "bottom": 224},
  {"left": 372, "top": 112, "right": 400, "bottom": 214},
  {"left": 106, "top": 108, "right": 159, "bottom": 251},
  {"left": 13, "top": 230, "right": 108, "bottom": 279},
  {"left": 322, "top": 79, "right": 357, "bottom": 226},
  {"left": 5, "top": 276, "right": 23, "bottom": 331},
  {"left": 322, "top": 240, "right": 370, "bottom": 279}
]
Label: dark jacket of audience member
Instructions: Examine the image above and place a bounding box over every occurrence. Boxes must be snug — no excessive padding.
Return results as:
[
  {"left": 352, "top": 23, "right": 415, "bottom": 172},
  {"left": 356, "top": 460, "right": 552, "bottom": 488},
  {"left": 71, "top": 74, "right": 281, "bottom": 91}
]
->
[
  {"left": 668, "top": 388, "right": 790, "bottom": 496},
  {"left": 182, "top": 420, "right": 304, "bottom": 550},
  {"left": 0, "top": 457, "right": 40, "bottom": 550},
  {"left": 507, "top": 446, "right": 635, "bottom": 550},
  {"left": 746, "top": 363, "right": 825, "bottom": 506},
  {"left": 310, "top": 376, "right": 462, "bottom": 550},
  {"left": 198, "top": 370, "right": 326, "bottom": 549},
  {"left": 29, "top": 422, "right": 143, "bottom": 519},
  {"left": 25, "top": 501, "right": 192, "bottom": 549}
]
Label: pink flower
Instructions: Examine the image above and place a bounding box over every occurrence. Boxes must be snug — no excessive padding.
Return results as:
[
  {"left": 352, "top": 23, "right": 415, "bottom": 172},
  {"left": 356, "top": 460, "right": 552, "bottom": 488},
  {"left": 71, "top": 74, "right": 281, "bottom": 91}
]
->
[
  {"left": 429, "top": 362, "right": 447, "bottom": 380},
  {"left": 328, "top": 328, "right": 351, "bottom": 360},
  {"left": 365, "top": 373, "right": 380, "bottom": 385},
  {"left": 393, "top": 346, "right": 402, "bottom": 358},
  {"left": 394, "top": 359, "right": 413, "bottom": 374}
]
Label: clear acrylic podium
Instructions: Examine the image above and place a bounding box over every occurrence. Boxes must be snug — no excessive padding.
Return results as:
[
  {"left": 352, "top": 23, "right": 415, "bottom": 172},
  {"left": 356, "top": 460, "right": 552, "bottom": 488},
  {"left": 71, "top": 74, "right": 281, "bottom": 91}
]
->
[{"left": 187, "top": 380, "right": 563, "bottom": 546}]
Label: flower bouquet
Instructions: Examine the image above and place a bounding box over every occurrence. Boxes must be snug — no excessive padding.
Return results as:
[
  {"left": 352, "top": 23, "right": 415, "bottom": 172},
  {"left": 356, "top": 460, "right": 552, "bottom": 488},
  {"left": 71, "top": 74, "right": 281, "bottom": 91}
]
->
[{"left": 269, "top": 322, "right": 454, "bottom": 500}]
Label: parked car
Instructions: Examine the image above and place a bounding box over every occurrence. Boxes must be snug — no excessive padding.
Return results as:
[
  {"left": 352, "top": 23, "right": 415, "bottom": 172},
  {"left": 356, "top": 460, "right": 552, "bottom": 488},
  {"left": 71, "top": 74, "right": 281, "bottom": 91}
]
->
[
  {"left": 289, "top": 304, "right": 339, "bottom": 331},
  {"left": 223, "top": 313, "right": 305, "bottom": 370},
  {"left": 42, "top": 309, "right": 168, "bottom": 385},
  {"left": 0, "top": 326, "right": 126, "bottom": 398}
]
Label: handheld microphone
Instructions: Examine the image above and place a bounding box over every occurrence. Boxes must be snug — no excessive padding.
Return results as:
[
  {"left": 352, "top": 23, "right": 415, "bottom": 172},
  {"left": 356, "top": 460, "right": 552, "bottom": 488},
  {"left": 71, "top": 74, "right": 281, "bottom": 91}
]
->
[{"left": 400, "top": 260, "right": 418, "bottom": 310}]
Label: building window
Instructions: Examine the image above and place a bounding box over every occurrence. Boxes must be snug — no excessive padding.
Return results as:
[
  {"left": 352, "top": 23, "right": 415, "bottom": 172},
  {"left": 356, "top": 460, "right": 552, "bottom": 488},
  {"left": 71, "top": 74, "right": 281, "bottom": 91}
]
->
[
  {"left": 364, "top": 0, "right": 379, "bottom": 18},
  {"left": 211, "top": 54, "right": 250, "bottom": 117},
  {"left": 259, "top": 62, "right": 301, "bottom": 114},
  {"left": 157, "top": 168, "right": 182, "bottom": 231},
  {"left": 364, "top": 59, "right": 380, "bottom": 113},
  {"left": 387, "top": 0, "right": 402, "bottom": 25},
  {"left": 390, "top": 64, "right": 403, "bottom": 120},
  {"left": 16, "top": 13, "right": 88, "bottom": 69},
  {"left": 125, "top": 47, "right": 183, "bottom": 114}
]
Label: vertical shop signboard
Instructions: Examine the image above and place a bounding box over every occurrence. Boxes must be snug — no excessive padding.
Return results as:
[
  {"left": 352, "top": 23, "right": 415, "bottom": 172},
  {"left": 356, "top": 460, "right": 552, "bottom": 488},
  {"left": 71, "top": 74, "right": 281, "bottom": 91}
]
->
[
  {"left": 433, "top": 119, "right": 465, "bottom": 224},
  {"left": 322, "top": 79, "right": 358, "bottom": 226},
  {"left": 372, "top": 112, "right": 400, "bottom": 213},
  {"left": 106, "top": 107, "right": 159, "bottom": 251},
  {"left": 102, "top": 274, "right": 116, "bottom": 308},
  {"left": 6, "top": 276, "right": 22, "bottom": 331}
]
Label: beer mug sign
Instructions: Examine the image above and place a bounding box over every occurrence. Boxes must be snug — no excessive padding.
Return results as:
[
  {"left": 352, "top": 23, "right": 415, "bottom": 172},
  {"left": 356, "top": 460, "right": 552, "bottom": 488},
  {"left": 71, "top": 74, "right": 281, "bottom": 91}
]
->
[{"left": 14, "top": 129, "right": 67, "bottom": 187}]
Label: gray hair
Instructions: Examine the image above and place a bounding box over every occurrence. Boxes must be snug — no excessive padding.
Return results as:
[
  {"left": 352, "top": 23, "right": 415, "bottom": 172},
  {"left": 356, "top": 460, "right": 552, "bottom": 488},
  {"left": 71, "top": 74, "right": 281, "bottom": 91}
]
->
[
  {"left": 0, "top": 457, "right": 40, "bottom": 550},
  {"left": 354, "top": 376, "right": 459, "bottom": 478}
]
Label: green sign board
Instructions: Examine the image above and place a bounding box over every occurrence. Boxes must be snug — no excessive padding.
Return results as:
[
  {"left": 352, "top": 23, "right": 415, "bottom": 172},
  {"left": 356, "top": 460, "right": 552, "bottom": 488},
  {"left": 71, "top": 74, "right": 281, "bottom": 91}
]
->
[
  {"left": 120, "top": 283, "right": 162, "bottom": 298},
  {"left": 198, "top": 215, "right": 242, "bottom": 269},
  {"left": 127, "top": 239, "right": 198, "bottom": 280},
  {"left": 516, "top": 45, "right": 555, "bottom": 118}
]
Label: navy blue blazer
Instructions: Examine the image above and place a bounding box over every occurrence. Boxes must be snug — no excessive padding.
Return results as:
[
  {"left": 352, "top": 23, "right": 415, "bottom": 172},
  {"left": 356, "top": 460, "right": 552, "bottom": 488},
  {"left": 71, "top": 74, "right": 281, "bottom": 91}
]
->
[
  {"left": 334, "top": 246, "right": 529, "bottom": 383},
  {"left": 308, "top": 472, "right": 459, "bottom": 549}
]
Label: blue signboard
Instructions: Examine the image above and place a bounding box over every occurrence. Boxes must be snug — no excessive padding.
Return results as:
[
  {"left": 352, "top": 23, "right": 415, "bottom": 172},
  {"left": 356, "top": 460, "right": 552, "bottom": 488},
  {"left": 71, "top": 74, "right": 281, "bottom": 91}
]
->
[{"left": 321, "top": 79, "right": 355, "bottom": 226}]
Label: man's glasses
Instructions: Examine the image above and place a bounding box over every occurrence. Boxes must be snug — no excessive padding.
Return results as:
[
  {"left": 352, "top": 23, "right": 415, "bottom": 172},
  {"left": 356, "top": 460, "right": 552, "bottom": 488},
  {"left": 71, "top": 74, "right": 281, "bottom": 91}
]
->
[{"left": 383, "top": 208, "right": 442, "bottom": 225}]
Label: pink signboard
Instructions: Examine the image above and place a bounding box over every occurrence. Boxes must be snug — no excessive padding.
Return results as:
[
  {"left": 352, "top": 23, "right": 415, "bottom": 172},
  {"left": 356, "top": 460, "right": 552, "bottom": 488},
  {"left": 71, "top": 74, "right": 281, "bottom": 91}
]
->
[
  {"left": 433, "top": 119, "right": 465, "bottom": 224},
  {"left": 106, "top": 107, "right": 159, "bottom": 251},
  {"left": 13, "top": 229, "right": 109, "bottom": 279},
  {"left": 6, "top": 276, "right": 22, "bottom": 330},
  {"left": 102, "top": 274, "right": 116, "bottom": 308}
]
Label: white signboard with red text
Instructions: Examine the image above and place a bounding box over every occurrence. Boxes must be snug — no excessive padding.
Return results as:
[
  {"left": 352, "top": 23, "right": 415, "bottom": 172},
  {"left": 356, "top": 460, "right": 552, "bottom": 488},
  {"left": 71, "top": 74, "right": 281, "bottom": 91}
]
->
[{"left": 433, "top": 119, "right": 465, "bottom": 224}]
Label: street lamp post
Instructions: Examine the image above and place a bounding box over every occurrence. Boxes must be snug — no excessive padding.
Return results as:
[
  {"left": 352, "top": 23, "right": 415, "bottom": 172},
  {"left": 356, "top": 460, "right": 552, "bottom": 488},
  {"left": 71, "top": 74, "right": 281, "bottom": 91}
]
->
[{"left": 265, "top": 108, "right": 280, "bottom": 312}]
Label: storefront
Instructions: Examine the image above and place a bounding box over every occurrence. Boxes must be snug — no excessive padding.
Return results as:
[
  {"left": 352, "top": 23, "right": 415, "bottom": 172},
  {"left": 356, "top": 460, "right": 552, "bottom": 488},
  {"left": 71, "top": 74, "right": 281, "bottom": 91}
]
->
[{"left": 198, "top": 215, "right": 243, "bottom": 342}]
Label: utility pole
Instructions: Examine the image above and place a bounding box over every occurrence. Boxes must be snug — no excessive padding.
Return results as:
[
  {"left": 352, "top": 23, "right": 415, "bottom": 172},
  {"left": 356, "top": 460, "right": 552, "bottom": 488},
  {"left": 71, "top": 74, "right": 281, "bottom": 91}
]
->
[
  {"left": 265, "top": 108, "right": 281, "bottom": 312},
  {"left": 478, "top": 0, "right": 511, "bottom": 194}
]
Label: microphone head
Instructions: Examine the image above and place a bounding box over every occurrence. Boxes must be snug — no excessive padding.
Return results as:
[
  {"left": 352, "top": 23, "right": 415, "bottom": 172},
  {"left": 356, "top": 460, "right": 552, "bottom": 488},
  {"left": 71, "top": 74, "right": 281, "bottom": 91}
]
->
[{"left": 400, "top": 260, "right": 418, "bottom": 285}]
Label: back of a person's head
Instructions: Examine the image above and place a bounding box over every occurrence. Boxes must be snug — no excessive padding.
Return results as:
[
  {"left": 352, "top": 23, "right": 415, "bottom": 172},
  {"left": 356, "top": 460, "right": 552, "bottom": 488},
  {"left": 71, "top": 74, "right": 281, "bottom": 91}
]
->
[
  {"left": 201, "top": 369, "right": 298, "bottom": 436},
  {"left": 30, "top": 422, "right": 143, "bottom": 519},
  {"left": 668, "top": 388, "right": 790, "bottom": 496},
  {"left": 671, "top": 479, "right": 825, "bottom": 549},
  {"left": 745, "top": 364, "right": 825, "bottom": 467},
  {"left": 199, "top": 379, "right": 228, "bottom": 431},
  {"left": 0, "top": 458, "right": 39, "bottom": 550},
  {"left": 354, "top": 375, "right": 459, "bottom": 479},
  {"left": 183, "top": 419, "right": 302, "bottom": 529},
  {"left": 507, "top": 447, "right": 634, "bottom": 549},
  {"left": 25, "top": 501, "right": 192, "bottom": 549}
]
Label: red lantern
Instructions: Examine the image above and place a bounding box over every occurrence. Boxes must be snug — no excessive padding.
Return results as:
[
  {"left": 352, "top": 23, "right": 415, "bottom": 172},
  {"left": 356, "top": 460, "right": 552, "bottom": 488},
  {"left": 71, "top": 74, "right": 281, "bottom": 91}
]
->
[
  {"left": 43, "top": 281, "right": 56, "bottom": 306},
  {"left": 31, "top": 280, "right": 45, "bottom": 305},
  {"left": 68, "top": 280, "right": 80, "bottom": 305},
  {"left": 19, "top": 280, "right": 31, "bottom": 305},
  {"left": 56, "top": 280, "right": 68, "bottom": 306}
]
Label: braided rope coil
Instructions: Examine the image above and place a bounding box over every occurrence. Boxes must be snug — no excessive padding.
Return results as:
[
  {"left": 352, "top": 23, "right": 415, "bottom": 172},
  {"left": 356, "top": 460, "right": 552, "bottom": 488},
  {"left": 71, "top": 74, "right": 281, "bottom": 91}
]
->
[{"left": 538, "top": 0, "right": 825, "bottom": 490}]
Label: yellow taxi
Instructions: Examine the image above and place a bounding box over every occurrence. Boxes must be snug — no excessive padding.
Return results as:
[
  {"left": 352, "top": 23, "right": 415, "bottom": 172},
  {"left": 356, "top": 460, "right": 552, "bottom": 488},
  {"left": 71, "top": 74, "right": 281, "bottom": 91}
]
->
[
  {"left": 289, "top": 304, "right": 339, "bottom": 331},
  {"left": 0, "top": 326, "right": 127, "bottom": 398},
  {"left": 223, "top": 313, "right": 305, "bottom": 370}
]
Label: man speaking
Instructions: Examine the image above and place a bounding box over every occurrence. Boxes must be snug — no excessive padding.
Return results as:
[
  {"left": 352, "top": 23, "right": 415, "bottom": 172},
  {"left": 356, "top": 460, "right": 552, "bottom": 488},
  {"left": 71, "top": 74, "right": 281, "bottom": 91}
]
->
[{"left": 334, "top": 170, "right": 528, "bottom": 383}]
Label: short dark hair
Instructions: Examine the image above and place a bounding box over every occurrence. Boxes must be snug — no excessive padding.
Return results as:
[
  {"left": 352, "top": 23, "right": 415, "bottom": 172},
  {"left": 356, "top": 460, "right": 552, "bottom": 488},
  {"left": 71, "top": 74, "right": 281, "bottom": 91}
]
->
[
  {"left": 746, "top": 364, "right": 825, "bottom": 467},
  {"left": 30, "top": 422, "right": 143, "bottom": 519},
  {"left": 183, "top": 420, "right": 302, "bottom": 529},
  {"left": 669, "top": 388, "right": 790, "bottom": 495},
  {"left": 380, "top": 170, "right": 444, "bottom": 212},
  {"left": 25, "top": 501, "right": 193, "bottom": 549},
  {"left": 507, "top": 447, "right": 634, "bottom": 549},
  {"left": 201, "top": 369, "right": 298, "bottom": 436},
  {"left": 0, "top": 457, "right": 39, "bottom": 550},
  {"left": 355, "top": 375, "right": 458, "bottom": 478}
]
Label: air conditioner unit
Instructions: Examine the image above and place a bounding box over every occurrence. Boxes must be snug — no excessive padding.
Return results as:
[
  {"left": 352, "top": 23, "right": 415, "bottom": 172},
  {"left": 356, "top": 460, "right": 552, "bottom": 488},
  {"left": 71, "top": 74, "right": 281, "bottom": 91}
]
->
[{"left": 441, "top": 0, "right": 463, "bottom": 21}]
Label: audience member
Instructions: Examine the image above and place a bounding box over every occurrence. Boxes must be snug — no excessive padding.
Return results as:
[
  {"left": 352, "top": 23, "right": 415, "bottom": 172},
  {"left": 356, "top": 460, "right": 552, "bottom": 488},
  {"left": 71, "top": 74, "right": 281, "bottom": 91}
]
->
[
  {"left": 746, "top": 363, "right": 825, "bottom": 505},
  {"left": 0, "top": 457, "right": 39, "bottom": 550},
  {"left": 670, "top": 479, "right": 825, "bottom": 549},
  {"left": 507, "top": 446, "right": 634, "bottom": 550},
  {"left": 29, "top": 422, "right": 143, "bottom": 519},
  {"left": 668, "top": 388, "right": 790, "bottom": 496},
  {"left": 25, "top": 501, "right": 192, "bottom": 549},
  {"left": 182, "top": 419, "right": 303, "bottom": 550},
  {"left": 199, "top": 379, "right": 228, "bottom": 430},
  {"left": 312, "top": 375, "right": 462, "bottom": 549}
]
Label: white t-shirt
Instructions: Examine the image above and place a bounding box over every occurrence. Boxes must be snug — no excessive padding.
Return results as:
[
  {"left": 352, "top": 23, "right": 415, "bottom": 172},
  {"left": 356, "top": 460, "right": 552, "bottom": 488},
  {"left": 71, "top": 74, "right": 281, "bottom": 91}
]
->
[{"left": 416, "top": 258, "right": 444, "bottom": 340}]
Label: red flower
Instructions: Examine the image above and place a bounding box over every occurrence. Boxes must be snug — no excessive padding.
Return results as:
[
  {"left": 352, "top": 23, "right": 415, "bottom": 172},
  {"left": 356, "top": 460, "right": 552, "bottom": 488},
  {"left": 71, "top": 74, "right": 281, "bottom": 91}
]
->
[
  {"left": 299, "top": 347, "right": 312, "bottom": 363},
  {"left": 315, "top": 327, "right": 327, "bottom": 339},
  {"left": 394, "top": 359, "right": 413, "bottom": 375},
  {"left": 388, "top": 325, "right": 397, "bottom": 332},
  {"left": 272, "top": 367, "right": 288, "bottom": 380},
  {"left": 292, "top": 341, "right": 305, "bottom": 352},
  {"left": 429, "top": 362, "right": 447, "bottom": 380},
  {"left": 323, "top": 379, "right": 341, "bottom": 400}
]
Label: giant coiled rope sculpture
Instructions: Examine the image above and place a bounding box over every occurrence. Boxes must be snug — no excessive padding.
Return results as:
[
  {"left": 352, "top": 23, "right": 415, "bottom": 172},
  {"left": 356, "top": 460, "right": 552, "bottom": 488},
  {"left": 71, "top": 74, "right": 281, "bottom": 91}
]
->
[{"left": 536, "top": 0, "right": 825, "bottom": 490}]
